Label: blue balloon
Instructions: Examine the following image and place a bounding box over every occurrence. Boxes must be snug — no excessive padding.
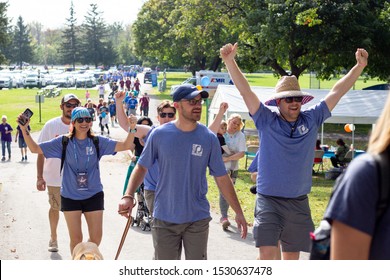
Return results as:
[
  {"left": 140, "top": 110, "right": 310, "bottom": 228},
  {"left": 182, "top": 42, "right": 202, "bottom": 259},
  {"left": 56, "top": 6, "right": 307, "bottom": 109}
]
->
[{"left": 200, "top": 76, "right": 210, "bottom": 87}]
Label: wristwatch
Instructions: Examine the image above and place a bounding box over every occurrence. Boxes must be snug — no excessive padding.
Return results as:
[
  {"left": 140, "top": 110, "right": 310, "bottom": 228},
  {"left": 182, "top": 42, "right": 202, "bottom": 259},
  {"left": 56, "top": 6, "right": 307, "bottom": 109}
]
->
[{"left": 129, "top": 127, "right": 137, "bottom": 133}]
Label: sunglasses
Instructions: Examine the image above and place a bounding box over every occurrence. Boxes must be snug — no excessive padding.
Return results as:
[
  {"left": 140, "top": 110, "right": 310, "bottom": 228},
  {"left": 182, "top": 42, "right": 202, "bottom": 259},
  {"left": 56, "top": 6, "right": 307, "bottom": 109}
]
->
[
  {"left": 284, "top": 96, "right": 303, "bottom": 103},
  {"left": 159, "top": 112, "right": 175, "bottom": 118},
  {"left": 182, "top": 99, "right": 204, "bottom": 106},
  {"left": 75, "top": 117, "right": 93, "bottom": 123},
  {"left": 64, "top": 103, "right": 79, "bottom": 108}
]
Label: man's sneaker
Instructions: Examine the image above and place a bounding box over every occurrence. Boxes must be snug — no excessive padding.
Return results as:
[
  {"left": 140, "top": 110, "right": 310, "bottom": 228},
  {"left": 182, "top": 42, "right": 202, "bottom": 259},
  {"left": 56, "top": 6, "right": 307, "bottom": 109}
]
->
[
  {"left": 1, "top": 157, "right": 5, "bottom": 161},
  {"left": 220, "top": 218, "right": 230, "bottom": 230},
  {"left": 24, "top": 155, "right": 27, "bottom": 161},
  {"left": 48, "top": 240, "right": 58, "bottom": 252}
]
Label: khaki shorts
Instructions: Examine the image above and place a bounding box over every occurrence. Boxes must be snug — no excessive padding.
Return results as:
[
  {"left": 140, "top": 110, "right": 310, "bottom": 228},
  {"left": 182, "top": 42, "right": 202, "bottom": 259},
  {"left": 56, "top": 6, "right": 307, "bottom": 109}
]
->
[
  {"left": 47, "top": 186, "right": 61, "bottom": 211},
  {"left": 152, "top": 217, "right": 212, "bottom": 260},
  {"left": 144, "top": 189, "right": 155, "bottom": 216}
]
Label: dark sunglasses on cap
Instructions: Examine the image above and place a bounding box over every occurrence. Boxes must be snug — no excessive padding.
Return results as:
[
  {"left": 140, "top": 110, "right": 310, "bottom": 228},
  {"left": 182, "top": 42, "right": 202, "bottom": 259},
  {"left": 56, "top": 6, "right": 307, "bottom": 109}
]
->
[
  {"left": 75, "top": 117, "right": 93, "bottom": 123},
  {"left": 64, "top": 103, "right": 79, "bottom": 108},
  {"left": 159, "top": 112, "right": 175, "bottom": 118},
  {"left": 284, "top": 96, "right": 303, "bottom": 103}
]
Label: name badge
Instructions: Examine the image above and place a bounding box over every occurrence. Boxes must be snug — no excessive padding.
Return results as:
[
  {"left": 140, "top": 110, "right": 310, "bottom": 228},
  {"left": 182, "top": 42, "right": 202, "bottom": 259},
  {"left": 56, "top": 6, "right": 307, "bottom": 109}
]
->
[{"left": 77, "top": 172, "right": 88, "bottom": 190}]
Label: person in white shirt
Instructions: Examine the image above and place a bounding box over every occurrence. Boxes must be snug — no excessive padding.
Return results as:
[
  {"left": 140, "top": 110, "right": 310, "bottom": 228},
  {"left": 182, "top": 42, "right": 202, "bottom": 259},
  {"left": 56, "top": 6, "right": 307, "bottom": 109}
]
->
[{"left": 36, "top": 94, "right": 81, "bottom": 252}]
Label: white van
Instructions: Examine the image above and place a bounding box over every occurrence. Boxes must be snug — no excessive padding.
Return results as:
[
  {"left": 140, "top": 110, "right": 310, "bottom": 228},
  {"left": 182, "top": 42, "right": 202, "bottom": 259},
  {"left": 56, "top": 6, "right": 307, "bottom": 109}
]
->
[{"left": 170, "top": 70, "right": 233, "bottom": 98}]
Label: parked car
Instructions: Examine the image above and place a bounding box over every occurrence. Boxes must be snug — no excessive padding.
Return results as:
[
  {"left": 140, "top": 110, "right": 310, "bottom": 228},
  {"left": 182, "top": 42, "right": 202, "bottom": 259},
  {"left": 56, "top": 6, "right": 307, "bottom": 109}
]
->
[
  {"left": 75, "top": 74, "right": 97, "bottom": 88},
  {"left": 51, "top": 74, "right": 72, "bottom": 88},
  {"left": 10, "top": 72, "right": 24, "bottom": 88},
  {"left": 23, "top": 73, "right": 47, "bottom": 88},
  {"left": 144, "top": 71, "right": 152, "bottom": 83},
  {"left": 0, "top": 74, "right": 14, "bottom": 89}
]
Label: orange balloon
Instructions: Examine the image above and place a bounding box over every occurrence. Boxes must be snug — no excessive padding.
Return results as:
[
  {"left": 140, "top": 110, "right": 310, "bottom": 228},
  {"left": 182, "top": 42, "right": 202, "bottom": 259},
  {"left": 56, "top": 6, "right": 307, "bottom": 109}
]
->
[
  {"left": 196, "top": 85, "right": 203, "bottom": 91},
  {"left": 344, "top": 124, "right": 352, "bottom": 133}
]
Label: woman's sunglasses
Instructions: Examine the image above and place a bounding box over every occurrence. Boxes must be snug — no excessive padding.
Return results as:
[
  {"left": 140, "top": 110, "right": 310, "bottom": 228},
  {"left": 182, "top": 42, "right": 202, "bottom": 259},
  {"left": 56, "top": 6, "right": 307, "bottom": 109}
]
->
[
  {"left": 284, "top": 96, "right": 303, "bottom": 103},
  {"left": 75, "top": 117, "right": 93, "bottom": 123}
]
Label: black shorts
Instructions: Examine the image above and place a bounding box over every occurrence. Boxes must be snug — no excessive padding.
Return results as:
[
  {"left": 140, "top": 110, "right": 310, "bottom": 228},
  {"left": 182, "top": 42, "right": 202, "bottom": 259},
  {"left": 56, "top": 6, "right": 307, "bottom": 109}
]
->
[{"left": 61, "top": 191, "right": 104, "bottom": 212}]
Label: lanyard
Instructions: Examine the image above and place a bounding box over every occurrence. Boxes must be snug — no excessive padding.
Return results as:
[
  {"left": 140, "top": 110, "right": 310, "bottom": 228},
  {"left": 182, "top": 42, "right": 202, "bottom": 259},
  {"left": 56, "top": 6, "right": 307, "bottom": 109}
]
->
[
  {"left": 73, "top": 138, "right": 90, "bottom": 172},
  {"left": 280, "top": 113, "right": 300, "bottom": 138}
]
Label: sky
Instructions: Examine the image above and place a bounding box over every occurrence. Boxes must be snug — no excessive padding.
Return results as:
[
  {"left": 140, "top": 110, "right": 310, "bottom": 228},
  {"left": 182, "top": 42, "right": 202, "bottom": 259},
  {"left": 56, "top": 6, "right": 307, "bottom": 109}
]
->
[{"left": 6, "top": 0, "right": 147, "bottom": 29}]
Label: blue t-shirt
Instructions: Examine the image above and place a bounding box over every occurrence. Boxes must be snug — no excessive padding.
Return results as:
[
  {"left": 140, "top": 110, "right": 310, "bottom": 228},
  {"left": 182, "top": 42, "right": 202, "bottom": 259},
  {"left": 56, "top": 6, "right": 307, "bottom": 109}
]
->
[
  {"left": 248, "top": 151, "right": 259, "bottom": 173},
  {"left": 138, "top": 122, "right": 227, "bottom": 223},
  {"left": 324, "top": 153, "right": 390, "bottom": 259},
  {"left": 40, "top": 136, "right": 117, "bottom": 200},
  {"left": 109, "top": 103, "right": 116, "bottom": 115},
  {"left": 125, "top": 97, "right": 138, "bottom": 109},
  {"left": 252, "top": 100, "right": 331, "bottom": 198},
  {"left": 143, "top": 126, "right": 159, "bottom": 192}
]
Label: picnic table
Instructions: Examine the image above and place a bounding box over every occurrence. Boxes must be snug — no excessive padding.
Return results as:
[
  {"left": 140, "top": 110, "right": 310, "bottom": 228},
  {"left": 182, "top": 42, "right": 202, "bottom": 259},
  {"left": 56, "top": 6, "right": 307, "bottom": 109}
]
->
[{"left": 38, "top": 85, "right": 62, "bottom": 98}]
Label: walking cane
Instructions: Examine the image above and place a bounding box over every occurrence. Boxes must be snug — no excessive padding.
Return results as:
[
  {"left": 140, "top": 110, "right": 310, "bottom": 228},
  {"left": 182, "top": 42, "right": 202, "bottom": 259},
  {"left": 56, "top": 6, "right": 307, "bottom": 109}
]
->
[{"left": 115, "top": 210, "right": 134, "bottom": 260}]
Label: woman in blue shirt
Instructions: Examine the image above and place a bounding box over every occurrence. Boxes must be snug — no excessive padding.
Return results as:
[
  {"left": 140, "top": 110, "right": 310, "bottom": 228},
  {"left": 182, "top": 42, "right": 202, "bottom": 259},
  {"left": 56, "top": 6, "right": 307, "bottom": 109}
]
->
[
  {"left": 325, "top": 94, "right": 390, "bottom": 259},
  {"left": 18, "top": 107, "right": 137, "bottom": 254}
]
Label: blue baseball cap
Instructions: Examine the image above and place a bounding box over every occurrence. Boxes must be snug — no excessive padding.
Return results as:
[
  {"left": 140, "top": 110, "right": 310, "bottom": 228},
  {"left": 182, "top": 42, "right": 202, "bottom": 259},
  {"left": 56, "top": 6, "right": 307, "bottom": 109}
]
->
[
  {"left": 71, "top": 107, "right": 92, "bottom": 122},
  {"left": 172, "top": 84, "right": 209, "bottom": 102}
]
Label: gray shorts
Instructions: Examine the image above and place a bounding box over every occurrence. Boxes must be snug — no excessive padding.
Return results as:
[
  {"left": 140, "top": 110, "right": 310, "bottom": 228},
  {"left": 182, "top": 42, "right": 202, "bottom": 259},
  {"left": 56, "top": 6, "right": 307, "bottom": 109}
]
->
[
  {"left": 152, "top": 217, "right": 212, "bottom": 260},
  {"left": 253, "top": 194, "right": 314, "bottom": 252}
]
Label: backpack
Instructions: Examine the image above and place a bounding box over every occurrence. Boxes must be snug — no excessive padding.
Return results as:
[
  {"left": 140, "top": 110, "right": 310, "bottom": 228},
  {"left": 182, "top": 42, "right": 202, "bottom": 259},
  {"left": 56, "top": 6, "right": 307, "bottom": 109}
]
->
[
  {"left": 60, "top": 136, "right": 100, "bottom": 174},
  {"left": 310, "top": 149, "right": 390, "bottom": 260}
]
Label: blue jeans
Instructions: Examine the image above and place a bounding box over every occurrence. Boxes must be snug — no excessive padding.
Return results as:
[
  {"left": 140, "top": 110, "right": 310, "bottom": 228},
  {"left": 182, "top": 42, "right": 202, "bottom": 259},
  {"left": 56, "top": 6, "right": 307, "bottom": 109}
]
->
[{"left": 1, "top": 140, "right": 11, "bottom": 157}]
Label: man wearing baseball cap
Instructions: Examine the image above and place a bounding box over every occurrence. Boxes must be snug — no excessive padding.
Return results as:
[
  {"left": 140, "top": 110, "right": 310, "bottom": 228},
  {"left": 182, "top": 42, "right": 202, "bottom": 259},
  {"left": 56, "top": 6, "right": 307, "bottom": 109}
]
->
[
  {"left": 119, "top": 84, "right": 247, "bottom": 260},
  {"left": 36, "top": 93, "right": 80, "bottom": 253},
  {"left": 221, "top": 42, "right": 368, "bottom": 260}
]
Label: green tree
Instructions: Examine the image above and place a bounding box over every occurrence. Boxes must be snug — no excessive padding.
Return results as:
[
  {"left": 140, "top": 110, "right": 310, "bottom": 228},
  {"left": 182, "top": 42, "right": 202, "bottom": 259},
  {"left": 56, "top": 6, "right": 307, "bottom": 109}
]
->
[
  {"left": 116, "top": 24, "right": 141, "bottom": 65},
  {"left": 226, "top": 0, "right": 390, "bottom": 80},
  {"left": 60, "top": 1, "right": 80, "bottom": 69},
  {"left": 29, "top": 21, "right": 43, "bottom": 45},
  {"left": 80, "top": 3, "right": 117, "bottom": 67},
  {"left": 0, "top": 2, "right": 10, "bottom": 64},
  {"left": 11, "top": 16, "right": 33, "bottom": 67},
  {"left": 107, "top": 22, "right": 124, "bottom": 47},
  {"left": 43, "top": 28, "right": 62, "bottom": 66},
  {"left": 132, "top": 0, "right": 174, "bottom": 68},
  {"left": 133, "top": 0, "right": 234, "bottom": 74}
]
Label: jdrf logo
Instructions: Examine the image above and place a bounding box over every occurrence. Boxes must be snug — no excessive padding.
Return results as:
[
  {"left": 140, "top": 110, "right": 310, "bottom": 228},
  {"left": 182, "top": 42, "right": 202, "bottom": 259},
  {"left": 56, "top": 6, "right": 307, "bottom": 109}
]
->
[
  {"left": 192, "top": 144, "right": 203, "bottom": 157},
  {"left": 86, "top": 146, "right": 94, "bottom": 156},
  {"left": 297, "top": 125, "right": 309, "bottom": 135}
]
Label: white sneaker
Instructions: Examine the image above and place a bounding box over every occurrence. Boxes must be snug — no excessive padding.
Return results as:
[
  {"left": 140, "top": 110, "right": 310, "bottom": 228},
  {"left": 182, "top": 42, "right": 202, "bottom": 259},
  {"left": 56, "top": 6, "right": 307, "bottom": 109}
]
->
[{"left": 48, "top": 240, "right": 58, "bottom": 252}]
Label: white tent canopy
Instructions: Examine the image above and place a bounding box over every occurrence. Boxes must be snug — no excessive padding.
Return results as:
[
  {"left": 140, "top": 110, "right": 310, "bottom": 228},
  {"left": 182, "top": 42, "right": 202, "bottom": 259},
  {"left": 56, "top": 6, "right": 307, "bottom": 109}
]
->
[{"left": 208, "top": 85, "right": 389, "bottom": 125}]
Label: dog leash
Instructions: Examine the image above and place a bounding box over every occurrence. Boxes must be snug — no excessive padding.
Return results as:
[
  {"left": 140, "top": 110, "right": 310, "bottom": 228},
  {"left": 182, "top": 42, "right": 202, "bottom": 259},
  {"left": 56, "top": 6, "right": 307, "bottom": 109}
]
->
[{"left": 115, "top": 210, "right": 133, "bottom": 260}]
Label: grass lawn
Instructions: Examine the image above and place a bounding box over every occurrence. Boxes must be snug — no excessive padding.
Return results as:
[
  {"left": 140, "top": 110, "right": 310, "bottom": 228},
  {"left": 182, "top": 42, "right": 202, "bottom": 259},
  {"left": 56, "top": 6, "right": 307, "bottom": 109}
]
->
[
  {"left": 1, "top": 70, "right": 376, "bottom": 227},
  {"left": 0, "top": 88, "right": 91, "bottom": 132}
]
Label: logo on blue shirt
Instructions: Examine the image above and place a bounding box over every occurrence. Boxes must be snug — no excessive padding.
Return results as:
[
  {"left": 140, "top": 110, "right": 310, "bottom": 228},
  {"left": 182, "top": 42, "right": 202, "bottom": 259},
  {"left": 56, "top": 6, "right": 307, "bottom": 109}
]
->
[
  {"left": 86, "top": 146, "right": 94, "bottom": 155},
  {"left": 192, "top": 144, "right": 203, "bottom": 157},
  {"left": 297, "top": 125, "right": 309, "bottom": 135}
]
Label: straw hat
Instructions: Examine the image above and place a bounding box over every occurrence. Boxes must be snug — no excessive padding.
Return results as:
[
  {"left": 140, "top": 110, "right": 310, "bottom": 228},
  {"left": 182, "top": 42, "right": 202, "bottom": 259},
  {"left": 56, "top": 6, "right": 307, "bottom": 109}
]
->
[{"left": 264, "top": 75, "right": 314, "bottom": 106}]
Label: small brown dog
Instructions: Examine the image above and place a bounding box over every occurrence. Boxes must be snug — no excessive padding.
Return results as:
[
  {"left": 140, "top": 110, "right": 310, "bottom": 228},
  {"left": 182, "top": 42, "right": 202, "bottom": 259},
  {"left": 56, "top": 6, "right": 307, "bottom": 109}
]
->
[{"left": 72, "top": 242, "right": 103, "bottom": 260}]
